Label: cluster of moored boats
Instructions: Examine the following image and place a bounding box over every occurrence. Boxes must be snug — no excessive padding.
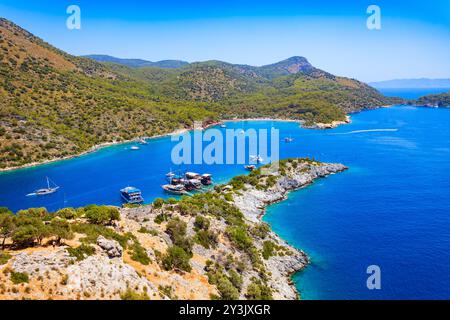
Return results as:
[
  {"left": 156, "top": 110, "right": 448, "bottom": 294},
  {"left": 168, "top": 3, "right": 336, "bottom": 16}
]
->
[
  {"left": 162, "top": 171, "right": 213, "bottom": 195},
  {"left": 119, "top": 171, "right": 213, "bottom": 205}
]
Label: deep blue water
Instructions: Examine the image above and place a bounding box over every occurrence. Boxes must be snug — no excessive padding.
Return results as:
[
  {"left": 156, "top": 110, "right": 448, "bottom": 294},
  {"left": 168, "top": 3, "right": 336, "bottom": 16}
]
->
[
  {"left": 1, "top": 105, "right": 450, "bottom": 299},
  {"left": 377, "top": 87, "right": 450, "bottom": 99}
]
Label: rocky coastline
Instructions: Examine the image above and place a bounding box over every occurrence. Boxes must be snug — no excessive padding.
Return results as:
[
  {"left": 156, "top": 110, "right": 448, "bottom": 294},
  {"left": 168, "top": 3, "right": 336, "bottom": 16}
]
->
[{"left": 0, "top": 117, "right": 352, "bottom": 173}]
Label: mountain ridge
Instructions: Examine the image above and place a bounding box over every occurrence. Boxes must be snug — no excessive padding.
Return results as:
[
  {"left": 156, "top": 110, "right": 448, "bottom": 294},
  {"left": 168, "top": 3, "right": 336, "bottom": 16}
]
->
[
  {"left": 83, "top": 54, "right": 190, "bottom": 69},
  {"left": 85, "top": 54, "right": 328, "bottom": 80},
  {"left": 370, "top": 78, "right": 450, "bottom": 89}
]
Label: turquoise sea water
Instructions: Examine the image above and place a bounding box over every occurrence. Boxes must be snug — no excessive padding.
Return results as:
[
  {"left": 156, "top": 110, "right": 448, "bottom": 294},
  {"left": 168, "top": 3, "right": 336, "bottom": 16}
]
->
[{"left": 1, "top": 105, "right": 449, "bottom": 299}]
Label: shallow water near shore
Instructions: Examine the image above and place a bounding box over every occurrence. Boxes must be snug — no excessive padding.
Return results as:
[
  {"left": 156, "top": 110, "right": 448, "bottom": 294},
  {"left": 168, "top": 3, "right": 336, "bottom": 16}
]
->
[{"left": 1, "top": 105, "right": 450, "bottom": 299}]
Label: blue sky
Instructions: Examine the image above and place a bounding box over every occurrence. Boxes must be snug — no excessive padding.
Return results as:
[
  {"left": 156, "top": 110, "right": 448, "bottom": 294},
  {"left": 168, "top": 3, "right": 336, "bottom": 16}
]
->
[{"left": 0, "top": 0, "right": 449, "bottom": 82}]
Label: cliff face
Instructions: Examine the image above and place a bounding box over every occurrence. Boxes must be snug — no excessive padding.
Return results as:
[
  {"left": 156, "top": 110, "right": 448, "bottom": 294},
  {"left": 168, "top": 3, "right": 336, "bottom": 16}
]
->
[{"left": 0, "top": 159, "right": 347, "bottom": 300}]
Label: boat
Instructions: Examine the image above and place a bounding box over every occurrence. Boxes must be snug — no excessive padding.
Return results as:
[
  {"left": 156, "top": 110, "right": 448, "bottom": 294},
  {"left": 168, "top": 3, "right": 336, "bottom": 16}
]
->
[
  {"left": 27, "top": 177, "right": 60, "bottom": 197},
  {"left": 166, "top": 169, "right": 176, "bottom": 178},
  {"left": 201, "top": 174, "right": 213, "bottom": 186},
  {"left": 120, "top": 187, "right": 144, "bottom": 204},
  {"left": 284, "top": 136, "right": 294, "bottom": 143},
  {"left": 138, "top": 138, "right": 148, "bottom": 145},
  {"left": 169, "top": 177, "right": 184, "bottom": 185},
  {"left": 182, "top": 180, "right": 197, "bottom": 192},
  {"left": 185, "top": 172, "right": 201, "bottom": 180},
  {"left": 245, "top": 165, "right": 256, "bottom": 171},
  {"left": 130, "top": 146, "right": 140, "bottom": 151},
  {"left": 220, "top": 124, "right": 227, "bottom": 128},
  {"left": 250, "top": 155, "right": 264, "bottom": 163},
  {"left": 187, "top": 179, "right": 203, "bottom": 190},
  {"left": 162, "top": 184, "right": 187, "bottom": 195}
]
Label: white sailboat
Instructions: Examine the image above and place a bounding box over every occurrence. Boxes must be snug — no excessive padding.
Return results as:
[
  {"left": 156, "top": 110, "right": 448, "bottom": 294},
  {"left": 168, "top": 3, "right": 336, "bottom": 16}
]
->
[{"left": 27, "top": 177, "right": 60, "bottom": 197}]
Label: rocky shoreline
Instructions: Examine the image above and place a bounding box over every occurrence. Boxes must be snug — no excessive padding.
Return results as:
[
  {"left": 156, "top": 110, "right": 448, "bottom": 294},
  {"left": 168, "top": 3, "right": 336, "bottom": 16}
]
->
[
  {"left": 0, "top": 116, "right": 352, "bottom": 173},
  {"left": 231, "top": 162, "right": 348, "bottom": 298}
]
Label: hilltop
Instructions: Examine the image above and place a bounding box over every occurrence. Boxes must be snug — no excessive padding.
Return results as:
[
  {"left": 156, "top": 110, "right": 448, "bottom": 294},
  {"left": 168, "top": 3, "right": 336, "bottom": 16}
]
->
[
  {"left": 0, "top": 17, "right": 394, "bottom": 170},
  {"left": 83, "top": 55, "right": 189, "bottom": 69}
]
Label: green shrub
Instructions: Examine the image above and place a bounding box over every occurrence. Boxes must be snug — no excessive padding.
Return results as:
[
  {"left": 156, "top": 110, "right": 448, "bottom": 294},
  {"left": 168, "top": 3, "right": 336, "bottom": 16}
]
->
[
  {"left": 216, "top": 276, "right": 240, "bottom": 300},
  {"left": 246, "top": 278, "right": 273, "bottom": 300},
  {"left": 130, "top": 241, "right": 151, "bottom": 265},
  {"left": 154, "top": 213, "right": 169, "bottom": 224},
  {"left": 167, "top": 198, "right": 178, "bottom": 205},
  {"left": 10, "top": 271, "right": 29, "bottom": 284},
  {"left": 165, "top": 218, "right": 193, "bottom": 253},
  {"left": 195, "top": 229, "right": 218, "bottom": 249},
  {"left": 83, "top": 205, "right": 120, "bottom": 225},
  {"left": 158, "top": 285, "right": 177, "bottom": 299},
  {"left": 12, "top": 224, "right": 39, "bottom": 248},
  {"left": 138, "top": 227, "right": 158, "bottom": 236},
  {"left": 56, "top": 208, "right": 77, "bottom": 220},
  {"left": 49, "top": 218, "right": 73, "bottom": 245},
  {"left": 161, "top": 246, "right": 192, "bottom": 272},
  {"left": 207, "top": 266, "right": 241, "bottom": 300},
  {"left": 120, "top": 288, "right": 150, "bottom": 300},
  {"left": 226, "top": 226, "right": 253, "bottom": 251},
  {"left": 67, "top": 244, "right": 96, "bottom": 261},
  {"left": 194, "top": 216, "right": 210, "bottom": 231},
  {"left": 153, "top": 198, "right": 165, "bottom": 209},
  {"left": 251, "top": 223, "right": 271, "bottom": 239},
  {"left": 262, "top": 241, "right": 276, "bottom": 260},
  {"left": 228, "top": 269, "right": 243, "bottom": 291},
  {"left": 0, "top": 251, "right": 12, "bottom": 265},
  {"left": 0, "top": 209, "right": 15, "bottom": 250},
  {"left": 71, "top": 223, "right": 130, "bottom": 249},
  {"left": 224, "top": 193, "right": 233, "bottom": 202}
]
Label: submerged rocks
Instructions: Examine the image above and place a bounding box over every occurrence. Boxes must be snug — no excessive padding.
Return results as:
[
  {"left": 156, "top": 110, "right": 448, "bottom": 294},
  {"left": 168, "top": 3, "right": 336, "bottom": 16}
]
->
[{"left": 97, "top": 236, "right": 123, "bottom": 258}]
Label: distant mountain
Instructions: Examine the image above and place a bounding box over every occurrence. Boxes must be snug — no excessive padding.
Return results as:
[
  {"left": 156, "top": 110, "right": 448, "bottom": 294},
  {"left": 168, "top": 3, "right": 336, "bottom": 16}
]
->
[
  {"left": 83, "top": 54, "right": 189, "bottom": 69},
  {"left": 370, "top": 78, "right": 450, "bottom": 89},
  {"left": 85, "top": 54, "right": 328, "bottom": 79},
  {"left": 0, "top": 17, "right": 395, "bottom": 169}
]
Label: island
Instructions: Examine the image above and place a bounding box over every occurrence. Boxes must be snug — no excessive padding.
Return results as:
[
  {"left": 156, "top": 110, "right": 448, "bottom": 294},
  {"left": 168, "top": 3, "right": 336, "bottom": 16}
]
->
[
  {"left": 414, "top": 92, "right": 450, "bottom": 108},
  {"left": 0, "top": 158, "right": 347, "bottom": 300}
]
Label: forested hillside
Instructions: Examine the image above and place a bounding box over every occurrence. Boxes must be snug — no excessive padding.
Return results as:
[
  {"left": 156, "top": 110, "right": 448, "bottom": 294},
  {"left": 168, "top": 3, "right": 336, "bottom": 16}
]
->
[{"left": 0, "top": 18, "right": 394, "bottom": 169}]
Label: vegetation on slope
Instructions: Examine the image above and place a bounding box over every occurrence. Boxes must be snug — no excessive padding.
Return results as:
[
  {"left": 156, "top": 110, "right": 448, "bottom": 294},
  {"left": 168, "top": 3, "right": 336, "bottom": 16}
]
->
[{"left": 0, "top": 18, "right": 394, "bottom": 169}]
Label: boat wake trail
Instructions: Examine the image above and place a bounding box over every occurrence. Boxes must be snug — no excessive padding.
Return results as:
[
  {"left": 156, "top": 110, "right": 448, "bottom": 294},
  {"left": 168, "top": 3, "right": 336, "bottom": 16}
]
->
[{"left": 331, "top": 129, "right": 399, "bottom": 135}]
